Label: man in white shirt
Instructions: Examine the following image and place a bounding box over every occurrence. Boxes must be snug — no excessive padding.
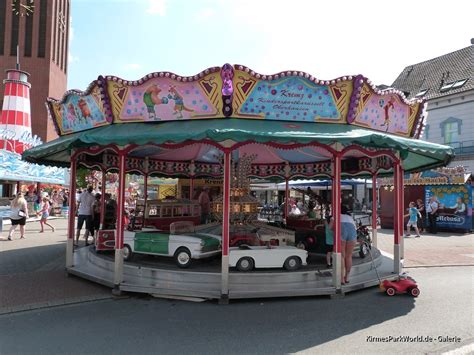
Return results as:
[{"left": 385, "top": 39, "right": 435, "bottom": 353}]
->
[
  {"left": 76, "top": 186, "right": 96, "bottom": 246},
  {"left": 425, "top": 195, "right": 439, "bottom": 234}
]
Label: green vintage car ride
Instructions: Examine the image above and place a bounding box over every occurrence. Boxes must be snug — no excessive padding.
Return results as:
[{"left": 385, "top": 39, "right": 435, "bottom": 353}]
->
[{"left": 123, "top": 224, "right": 221, "bottom": 268}]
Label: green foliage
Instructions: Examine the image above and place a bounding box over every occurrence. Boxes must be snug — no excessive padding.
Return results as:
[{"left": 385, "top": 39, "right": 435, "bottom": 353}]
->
[{"left": 76, "top": 167, "right": 88, "bottom": 189}]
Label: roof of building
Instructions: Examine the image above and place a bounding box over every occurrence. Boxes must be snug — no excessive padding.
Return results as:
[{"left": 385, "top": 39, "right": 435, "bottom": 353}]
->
[{"left": 391, "top": 45, "right": 473, "bottom": 100}]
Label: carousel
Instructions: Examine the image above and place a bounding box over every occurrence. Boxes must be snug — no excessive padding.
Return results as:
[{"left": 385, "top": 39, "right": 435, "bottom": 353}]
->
[{"left": 23, "top": 64, "right": 453, "bottom": 302}]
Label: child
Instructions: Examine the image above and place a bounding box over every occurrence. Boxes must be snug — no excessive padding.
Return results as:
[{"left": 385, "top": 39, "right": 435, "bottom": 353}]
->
[
  {"left": 38, "top": 197, "right": 55, "bottom": 233},
  {"left": 404, "top": 201, "right": 421, "bottom": 238},
  {"left": 325, "top": 215, "right": 334, "bottom": 268}
]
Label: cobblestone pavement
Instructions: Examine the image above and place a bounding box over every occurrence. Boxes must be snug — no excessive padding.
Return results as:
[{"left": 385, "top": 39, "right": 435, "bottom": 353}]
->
[
  {"left": 0, "top": 218, "right": 112, "bottom": 314},
  {"left": 0, "top": 218, "right": 472, "bottom": 314},
  {"left": 375, "top": 228, "right": 474, "bottom": 267}
]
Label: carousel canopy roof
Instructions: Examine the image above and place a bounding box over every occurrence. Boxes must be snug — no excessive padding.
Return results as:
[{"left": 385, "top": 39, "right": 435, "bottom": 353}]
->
[
  {"left": 23, "top": 64, "right": 453, "bottom": 178},
  {"left": 23, "top": 118, "right": 453, "bottom": 174}
]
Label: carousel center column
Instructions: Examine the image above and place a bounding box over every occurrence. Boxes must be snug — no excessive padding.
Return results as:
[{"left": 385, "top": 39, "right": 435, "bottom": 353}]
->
[
  {"left": 113, "top": 148, "right": 127, "bottom": 293},
  {"left": 220, "top": 149, "right": 231, "bottom": 303}
]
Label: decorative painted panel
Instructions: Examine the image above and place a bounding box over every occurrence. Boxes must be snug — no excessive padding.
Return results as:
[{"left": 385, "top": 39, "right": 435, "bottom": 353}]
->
[
  {"left": 46, "top": 65, "right": 426, "bottom": 139},
  {"left": 48, "top": 83, "right": 110, "bottom": 135},
  {"left": 107, "top": 69, "right": 222, "bottom": 123},
  {"left": 349, "top": 82, "right": 421, "bottom": 137},
  {"left": 232, "top": 66, "right": 351, "bottom": 123}
]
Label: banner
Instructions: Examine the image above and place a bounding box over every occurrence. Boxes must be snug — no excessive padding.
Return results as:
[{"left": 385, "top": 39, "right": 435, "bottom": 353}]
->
[{"left": 425, "top": 184, "right": 472, "bottom": 230}]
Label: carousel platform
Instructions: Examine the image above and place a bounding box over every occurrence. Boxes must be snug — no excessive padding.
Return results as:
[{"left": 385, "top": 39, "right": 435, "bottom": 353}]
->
[{"left": 67, "top": 246, "right": 399, "bottom": 300}]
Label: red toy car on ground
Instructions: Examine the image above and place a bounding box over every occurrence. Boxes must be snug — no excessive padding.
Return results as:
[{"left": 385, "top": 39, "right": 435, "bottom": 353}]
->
[{"left": 380, "top": 275, "right": 420, "bottom": 297}]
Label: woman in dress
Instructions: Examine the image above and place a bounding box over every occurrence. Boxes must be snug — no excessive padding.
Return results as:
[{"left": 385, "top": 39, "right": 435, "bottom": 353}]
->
[
  {"left": 38, "top": 197, "right": 55, "bottom": 233},
  {"left": 7, "top": 192, "right": 29, "bottom": 240}
]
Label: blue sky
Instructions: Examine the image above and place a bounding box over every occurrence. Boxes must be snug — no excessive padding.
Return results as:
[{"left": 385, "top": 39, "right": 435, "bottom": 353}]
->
[{"left": 67, "top": 0, "right": 473, "bottom": 91}]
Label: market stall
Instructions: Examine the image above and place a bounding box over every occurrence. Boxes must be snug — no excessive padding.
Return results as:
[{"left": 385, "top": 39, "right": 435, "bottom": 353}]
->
[
  {"left": 23, "top": 64, "right": 453, "bottom": 300},
  {"left": 379, "top": 166, "right": 472, "bottom": 232}
]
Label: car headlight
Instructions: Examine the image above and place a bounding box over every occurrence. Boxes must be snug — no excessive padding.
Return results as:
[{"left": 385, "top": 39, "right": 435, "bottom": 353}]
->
[{"left": 200, "top": 240, "right": 205, "bottom": 246}]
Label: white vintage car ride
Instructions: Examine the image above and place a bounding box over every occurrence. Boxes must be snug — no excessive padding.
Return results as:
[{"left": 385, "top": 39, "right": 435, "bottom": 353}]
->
[
  {"left": 123, "top": 222, "right": 221, "bottom": 268},
  {"left": 229, "top": 244, "right": 308, "bottom": 271}
]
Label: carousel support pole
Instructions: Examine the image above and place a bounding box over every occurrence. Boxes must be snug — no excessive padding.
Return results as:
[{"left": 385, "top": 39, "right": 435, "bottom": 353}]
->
[
  {"left": 371, "top": 173, "right": 378, "bottom": 248},
  {"left": 393, "top": 161, "right": 402, "bottom": 274},
  {"left": 220, "top": 149, "right": 231, "bottom": 304},
  {"left": 189, "top": 177, "right": 194, "bottom": 200},
  {"left": 113, "top": 149, "right": 126, "bottom": 294},
  {"left": 99, "top": 170, "right": 106, "bottom": 229},
  {"left": 284, "top": 178, "right": 289, "bottom": 221},
  {"left": 16, "top": 181, "right": 21, "bottom": 194},
  {"left": 66, "top": 156, "right": 77, "bottom": 268},
  {"left": 143, "top": 173, "right": 148, "bottom": 216},
  {"left": 399, "top": 165, "right": 405, "bottom": 261},
  {"left": 332, "top": 153, "right": 342, "bottom": 291}
]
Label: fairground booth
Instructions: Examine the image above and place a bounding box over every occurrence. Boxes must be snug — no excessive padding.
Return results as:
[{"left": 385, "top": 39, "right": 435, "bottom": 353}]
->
[
  {"left": 23, "top": 64, "right": 453, "bottom": 301},
  {"left": 379, "top": 166, "right": 473, "bottom": 232}
]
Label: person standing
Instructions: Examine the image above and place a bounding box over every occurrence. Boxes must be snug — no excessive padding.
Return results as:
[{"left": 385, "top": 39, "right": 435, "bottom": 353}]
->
[
  {"left": 198, "top": 187, "right": 211, "bottom": 224},
  {"left": 76, "top": 186, "right": 96, "bottom": 246},
  {"left": 37, "top": 197, "right": 55, "bottom": 233},
  {"left": 404, "top": 201, "right": 421, "bottom": 238},
  {"left": 325, "top": 215, "right": 334, "bottom": 268},
  {"left": 426, "top": 195, "right": 439, "bottom": 234},
  {"left": 416, "top": 198, "right": 425, "bottom": 233},
  {"left": 91, "top": 193, "right": 101, "bottom": 238},
  {"left": 340, "top": 205, "right": 357, "bottom": 284},
  {"left": 7, "top": 192, "right": 29, "bottom": 240}
]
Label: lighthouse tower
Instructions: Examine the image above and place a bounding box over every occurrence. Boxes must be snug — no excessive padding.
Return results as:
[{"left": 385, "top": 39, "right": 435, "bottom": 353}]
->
[{"left": 0, "top": 69, "right": 33, "bottom": 155}]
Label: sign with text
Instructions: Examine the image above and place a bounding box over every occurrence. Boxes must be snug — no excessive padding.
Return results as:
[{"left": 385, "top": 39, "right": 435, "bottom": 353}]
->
[{"left": 425, "top": 184, "right": 472, "bottom": 230}]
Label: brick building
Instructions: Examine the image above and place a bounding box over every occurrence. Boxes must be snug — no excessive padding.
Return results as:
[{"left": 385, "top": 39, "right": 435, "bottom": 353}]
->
[{"left": 0, "top": 0, "right": 70, "bottom": 142}]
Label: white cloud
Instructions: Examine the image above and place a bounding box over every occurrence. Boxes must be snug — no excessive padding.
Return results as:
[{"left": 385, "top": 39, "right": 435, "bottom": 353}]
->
[
  {"left": 68, "top": 52, "right": 79, "bottom": 64},
  {"left": 193, "top": 7, "right": 215, "bottom": 22},
  {"left": 146, "top": 0, "right": 167, "bottom": 16},
  {"left": 124, "top": 63, "right": 142, "bottom": 70}
]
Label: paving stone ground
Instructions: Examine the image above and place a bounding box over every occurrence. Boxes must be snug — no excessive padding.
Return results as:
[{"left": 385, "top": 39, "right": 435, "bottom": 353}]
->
[
  {"left": 0, "top": 218, "right": 111, "bottom": 314},
  {"left": 0, "top": 217, "right": 472, "bottom": 314}
]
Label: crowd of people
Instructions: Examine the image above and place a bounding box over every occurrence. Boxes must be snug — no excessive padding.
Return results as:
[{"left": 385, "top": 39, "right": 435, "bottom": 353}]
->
[{"left": 6, "top": 188, "right": 68, "bottom": 240}]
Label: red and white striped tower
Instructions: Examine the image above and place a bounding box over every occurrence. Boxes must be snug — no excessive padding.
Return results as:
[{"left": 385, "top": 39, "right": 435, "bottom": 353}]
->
[{"left": 0, "top": 69, "right": 32, "bottom": 154}]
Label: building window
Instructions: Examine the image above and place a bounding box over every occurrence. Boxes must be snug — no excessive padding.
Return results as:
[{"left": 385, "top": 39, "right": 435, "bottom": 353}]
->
[
  {"left": 440, "top": 117, "right": 462, "bottom": 145},
  {"left": 24, "top": 13, "right": 34, "bottom": 57},
  {"left": 0, "top": 0, "right": 6, "bottom": 55},
  {"left": 415, "top": 89, "right": 429, "bottom": 98},
  {"left": 38, "top": 0, "right": 47, "bottom": 58},
  {"left": 440, "top": 79, "right": 469, "bottom": 93},
  {"left": 10, "top": 10, "right": 19, "bottom": 56},
  {"left": 424, "top": 124, "right": 430, "bottom": 140}
]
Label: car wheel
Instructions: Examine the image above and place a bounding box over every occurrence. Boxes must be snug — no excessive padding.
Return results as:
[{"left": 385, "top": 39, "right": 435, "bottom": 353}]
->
[
  {"left": 123, "top": 244, "right": 132, "bottom": 261},
  {"left": 174, "top": 248, "right": 192, "bottom": 268},
  {"left": 359, "top": 242, "right": 368, "bottom": 258},
  {"left": 410, "top": 287, "right": 420, "bottom": 297},
  {"left": 296, "top": 241, "right": 307, "bottom": 250},
  {"left": 236, "top": 257, "right": 254, "bottom": 272},
  {"left": 386, "top": 287, "right": 396, "bottom": 296},
  {"left": 284, "top": 256, "right": 302, "bottom": 271}
]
